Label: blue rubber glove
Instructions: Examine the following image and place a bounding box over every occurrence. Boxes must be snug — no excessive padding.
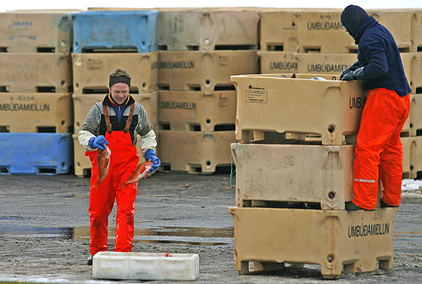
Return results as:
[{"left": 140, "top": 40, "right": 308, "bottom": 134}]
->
[
  {"left": 145, "top": 149, "right": 161, "bottom": 173},
  {"left": 341, "top": 67, "right": 365, "bottom": 81},
  {"left": 89, "top": 135, "right": 108, "bottom": 150}
]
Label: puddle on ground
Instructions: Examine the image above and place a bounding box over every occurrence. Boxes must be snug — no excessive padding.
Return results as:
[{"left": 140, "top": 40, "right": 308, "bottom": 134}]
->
[
  {"left": 72, "top": 226, "right": 233, "bottom": 246},
  {"left": 0, "top": 224, "right": 234, "bottom": 246}
]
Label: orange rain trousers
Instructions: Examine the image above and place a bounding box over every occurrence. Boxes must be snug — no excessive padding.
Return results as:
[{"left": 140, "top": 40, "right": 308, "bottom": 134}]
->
[
  {"left": 352, "top": 88, "right": 410, "bottom": 210},
  {"left": 87, "top": 131, "right": 139, "bottom": 255}
]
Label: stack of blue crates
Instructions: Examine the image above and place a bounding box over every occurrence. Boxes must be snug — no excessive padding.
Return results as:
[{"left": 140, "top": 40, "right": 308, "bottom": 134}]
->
[
  {"left": 0, "top": 11, "right": 74, "bottom": 175},
  {"left": 71, "top": 10, "right": 159, "bottom": 177}
]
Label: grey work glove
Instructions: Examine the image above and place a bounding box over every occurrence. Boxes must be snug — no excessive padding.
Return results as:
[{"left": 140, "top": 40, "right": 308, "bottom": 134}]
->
[
  {"left": 341, "top": 67, "right": 365, "bottom": 81},
  {"left": 340, "top": 61, "right": 361, "bottom": 79}
]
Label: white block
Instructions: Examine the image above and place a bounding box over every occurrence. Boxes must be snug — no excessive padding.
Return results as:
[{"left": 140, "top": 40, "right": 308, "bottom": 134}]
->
[{"left": 92, "top": 252, "right": 199, "bottom": 281}]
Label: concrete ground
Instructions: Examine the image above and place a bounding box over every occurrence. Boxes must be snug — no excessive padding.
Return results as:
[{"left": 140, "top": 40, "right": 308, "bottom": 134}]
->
[{"left": 0, "top": 173, "right": 421, "bottom": 283}]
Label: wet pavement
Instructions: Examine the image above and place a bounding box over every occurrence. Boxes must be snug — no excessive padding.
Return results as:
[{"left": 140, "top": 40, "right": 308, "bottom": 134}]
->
[{"left": 0, "top": 173, "right": 421, "bottom": 283}]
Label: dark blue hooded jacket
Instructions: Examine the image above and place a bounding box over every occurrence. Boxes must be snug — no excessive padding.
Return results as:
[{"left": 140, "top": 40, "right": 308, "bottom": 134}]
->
[{"left": 342, "top": 6, "right": 410, "bottom": 97}]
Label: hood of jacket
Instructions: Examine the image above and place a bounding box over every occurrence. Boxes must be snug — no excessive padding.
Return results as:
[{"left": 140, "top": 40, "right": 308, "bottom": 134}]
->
[{"left": 341, "top": 5, "right": 370, "bottom": 40}]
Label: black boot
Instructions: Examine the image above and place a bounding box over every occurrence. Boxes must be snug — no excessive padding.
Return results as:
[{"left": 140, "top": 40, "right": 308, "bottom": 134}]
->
[
  {"left": 381, "top": 200, "right": 398, "bottom": 208},
  {"left": 87, "top": 255, "right": 94, "bottom": 266},
  {"left": 345, "top": 201, "right": 373, "bottom": 211}
]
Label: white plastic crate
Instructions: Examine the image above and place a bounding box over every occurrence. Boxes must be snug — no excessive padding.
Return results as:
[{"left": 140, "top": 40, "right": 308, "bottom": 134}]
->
[{"left": 92, "top": 251, "right": 199, "bottom": 281}]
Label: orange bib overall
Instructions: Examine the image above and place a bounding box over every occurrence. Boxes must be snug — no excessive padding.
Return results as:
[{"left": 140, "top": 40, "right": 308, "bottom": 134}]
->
[
  {"left": 352, "top": 88, "right": 410, "bottom": 210},
  {"left": 87, "top": 104, "right": 139, "bottom": 255}
]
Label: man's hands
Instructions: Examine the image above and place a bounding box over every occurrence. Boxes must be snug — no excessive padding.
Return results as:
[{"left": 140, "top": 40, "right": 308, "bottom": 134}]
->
[
  {"left": 340, "top": 60, "right": 361, "bottom": 79},
  {"left": 341, "top": 67, "right": 365, "bottom": 81},
  {"left": 89, "top": 135, "right": 108, "bottom": 150},
  {"left": 145, "top": 149, "right": 161, "bottom": 173}
]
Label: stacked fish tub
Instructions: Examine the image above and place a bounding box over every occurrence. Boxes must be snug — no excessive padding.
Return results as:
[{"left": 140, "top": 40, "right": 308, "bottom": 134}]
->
[
  {"left": 0, "top": 11, "right": 76, "bottom": 175},
  {"left": 229, "top": 73, "right": 398, "bottom": 279},
  {"left": 258, "top": 8, "right": 422, "bottom": 178},
  {"left": 155, "top": 8, "right": 260, "bottom": 174},
  {"left": 71, "top": 10, "right": 159, "bottom": 177}
]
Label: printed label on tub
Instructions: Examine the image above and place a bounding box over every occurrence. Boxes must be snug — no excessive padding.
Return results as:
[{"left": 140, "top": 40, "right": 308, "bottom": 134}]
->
[{"left": 246, "top": 90, "right": 267, "bottom": 104}]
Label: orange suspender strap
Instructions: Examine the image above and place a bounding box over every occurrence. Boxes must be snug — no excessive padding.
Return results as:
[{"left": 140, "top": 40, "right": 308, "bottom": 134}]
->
[
  {"left": 123, "top": 104, "right": 135, "bottom": 133},
  {"left": 102, "top": 104, "right": 112, "bottom": 133},
  {"left": 103, "top": 103, "right": 135, "bottom": 133}
]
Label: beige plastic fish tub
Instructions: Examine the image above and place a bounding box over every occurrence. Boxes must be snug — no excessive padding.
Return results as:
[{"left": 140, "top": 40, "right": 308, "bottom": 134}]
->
[
  {"left": 258, "top": 9, "right": 355, "bottom": 53},
  {"left": 0, "top": 12, "right": 73, "bottom": 53},
  {"left": 231, "top": 143, "right": 382, "bottom": 210},
  {"left": 0, "top": 53, "right": 72, "bottom": 93},
  {"left": 156, "top": 8, "right": 259, "bottom": 51},
  {"left": 158, "top": 50, "right": 259, "bottom": 92},
  {"left": 157, "top": 90, "right": 236, "bottom": 132},
  {"left": 228, "top": 206, "right": 398, "bottom": 279},
  {"left": 157, "top": 130, "right": 235, "bottom": 174},
  {"left": 72, "top": 52, "right": 158, "bottom": 95},
  {"left": 231, "top": 73, "right": 366, "bottom": 145},
  {"left": 0, "top": 93, "right": 73, "bottom": 133}
]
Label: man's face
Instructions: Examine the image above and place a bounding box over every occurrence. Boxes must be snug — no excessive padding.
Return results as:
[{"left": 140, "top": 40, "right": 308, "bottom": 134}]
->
[{"left": 109, "top": 83, "right": 129, "bottom": 105}]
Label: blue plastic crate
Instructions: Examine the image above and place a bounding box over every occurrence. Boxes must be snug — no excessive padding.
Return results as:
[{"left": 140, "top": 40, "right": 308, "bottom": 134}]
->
[
  {"left": 0, "top": 133, "right": 73, "bottom": 175},
  {"left": 72, "top": 11, "right": 158, "bottom": 53}
]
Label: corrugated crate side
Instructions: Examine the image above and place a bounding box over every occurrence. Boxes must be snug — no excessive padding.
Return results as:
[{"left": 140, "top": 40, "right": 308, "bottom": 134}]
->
[
  {"left": 72, "top": 52, "right": 158, "bottom": 94},
  {"left": 0, "top": 12, "right": 73, "bottom": 53},
  {"left": 157, "top": 9, "right": 259, "bottom": 51},
  {"left": 231, "top": 74, "right": 365, "bottom": 145},
  {"left": 0, "top": 53, "right": 72, "bottom": 93},
  {"left": 411, "top": 136, "right": 422, "bottom": 179},
  {"left": 157, "top": 130, "right": 235, "bottom": 174},
  {"left": 0, "top": 93, "right": 73, "bottom": 133},
  {"left": 410, "top": 94, "right": 422, "bottom": 136},
  {"left": 71, "top": 10, "right": 158, "bottom": 53},
  {"left": 401, "top": 136, "right": 422, "bottom": 179},
  {"left": 158, "top": 90, "right": 236, "bottom": 132},
  {"left": 157, "top": 50, "right": 258, "bottom": 91},
  {"left": 412, "top": 10, "right": 422, "bottom": 53},
  {"left": 402, "top": 137, "right": 412, "bottom": 179},
  {"left": 228, "top": 206, "right": 398, "bottom": 278},
  {"left": 73, "top": 133, "right": 91, "bottom": 178},
  {"left": 367, "top": 9, "right": 415, "bottom": 52},
  {"left": 400, "top": 52, "right": 421, "bottom": 95},
  {"left": 0, "top": 133, "right": 73, "bottom": 175}
]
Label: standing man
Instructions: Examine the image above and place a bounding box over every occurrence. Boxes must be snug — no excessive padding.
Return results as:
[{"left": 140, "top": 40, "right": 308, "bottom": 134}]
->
[
  {"left": 78, "top": 68, "right": 161, "bottom": 264},
  {"left": 340, "top": 5, "right": 411, "bottom": 211}
]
